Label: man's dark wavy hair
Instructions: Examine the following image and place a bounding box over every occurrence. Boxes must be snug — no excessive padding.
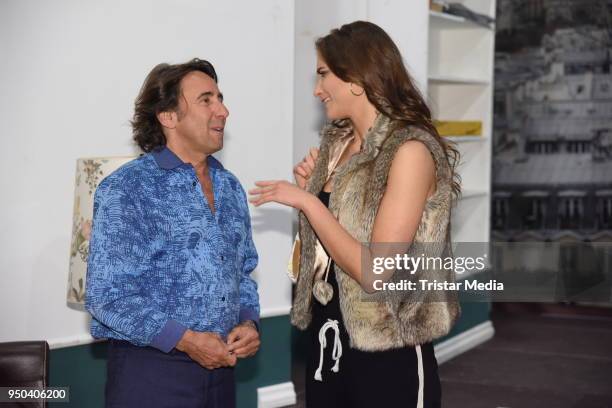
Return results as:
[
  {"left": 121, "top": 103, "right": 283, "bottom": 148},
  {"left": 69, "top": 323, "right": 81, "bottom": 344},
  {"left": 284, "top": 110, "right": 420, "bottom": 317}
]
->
[{"left": 131, "top": 58, "right": 218, "bottom": 152}]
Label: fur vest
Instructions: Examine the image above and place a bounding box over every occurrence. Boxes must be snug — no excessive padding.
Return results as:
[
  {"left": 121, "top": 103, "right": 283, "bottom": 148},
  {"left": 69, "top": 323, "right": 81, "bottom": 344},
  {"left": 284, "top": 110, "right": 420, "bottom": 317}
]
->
[{"left": 290, "top": 114, "right": 460, "bottom": 351}]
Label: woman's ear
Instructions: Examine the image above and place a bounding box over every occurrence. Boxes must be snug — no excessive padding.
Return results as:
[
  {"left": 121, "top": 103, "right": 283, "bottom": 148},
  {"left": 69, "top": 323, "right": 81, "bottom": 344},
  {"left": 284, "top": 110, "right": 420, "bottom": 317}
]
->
[{"left": 349, "top": 83, "right": 365, "bottom": 97}]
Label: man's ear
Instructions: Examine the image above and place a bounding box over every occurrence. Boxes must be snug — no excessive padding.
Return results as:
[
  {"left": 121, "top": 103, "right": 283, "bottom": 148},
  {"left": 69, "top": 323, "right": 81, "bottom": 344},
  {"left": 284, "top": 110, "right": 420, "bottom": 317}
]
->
[{"left": 157, "top": 110, "right": 177, "bottom": 129}]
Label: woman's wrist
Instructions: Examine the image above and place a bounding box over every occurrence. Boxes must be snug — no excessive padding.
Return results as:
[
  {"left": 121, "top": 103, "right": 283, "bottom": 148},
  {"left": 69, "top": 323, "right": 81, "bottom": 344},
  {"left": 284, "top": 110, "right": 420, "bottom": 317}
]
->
[{"left": 300, "top": 191, "right": 320, "bottom": 216}]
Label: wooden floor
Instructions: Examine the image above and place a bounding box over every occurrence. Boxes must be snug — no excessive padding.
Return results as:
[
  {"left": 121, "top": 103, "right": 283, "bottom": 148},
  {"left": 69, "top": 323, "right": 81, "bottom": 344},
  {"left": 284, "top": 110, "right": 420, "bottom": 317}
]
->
[{"left": 288, "top": 305, "right": 612, "bottom": 407}]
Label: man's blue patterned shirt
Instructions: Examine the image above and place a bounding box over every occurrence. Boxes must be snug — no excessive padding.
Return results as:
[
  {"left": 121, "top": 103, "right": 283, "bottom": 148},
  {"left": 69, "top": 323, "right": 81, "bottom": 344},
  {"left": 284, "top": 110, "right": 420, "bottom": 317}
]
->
[{"left": 85, "top": 147, "right": 260, "bottom": 353}]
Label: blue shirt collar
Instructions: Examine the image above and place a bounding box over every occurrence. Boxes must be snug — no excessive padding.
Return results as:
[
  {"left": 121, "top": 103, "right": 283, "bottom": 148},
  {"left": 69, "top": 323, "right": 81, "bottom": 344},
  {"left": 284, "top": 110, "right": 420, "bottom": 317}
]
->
[{"left": 152, "top": 146, "right": 224, "bottom": 170}]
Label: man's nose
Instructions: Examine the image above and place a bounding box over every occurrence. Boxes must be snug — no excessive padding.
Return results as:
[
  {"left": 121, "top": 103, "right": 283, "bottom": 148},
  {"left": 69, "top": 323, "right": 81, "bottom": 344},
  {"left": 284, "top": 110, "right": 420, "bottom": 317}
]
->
[{"left": 216, "top": 102, "right": 229, "bottom": 118}]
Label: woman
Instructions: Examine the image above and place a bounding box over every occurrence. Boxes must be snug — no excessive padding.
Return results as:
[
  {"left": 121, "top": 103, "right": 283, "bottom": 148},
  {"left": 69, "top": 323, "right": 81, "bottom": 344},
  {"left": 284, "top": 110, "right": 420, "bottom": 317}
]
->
[{"left": 249, "top": 21, "right": 461, "bottom": 407}]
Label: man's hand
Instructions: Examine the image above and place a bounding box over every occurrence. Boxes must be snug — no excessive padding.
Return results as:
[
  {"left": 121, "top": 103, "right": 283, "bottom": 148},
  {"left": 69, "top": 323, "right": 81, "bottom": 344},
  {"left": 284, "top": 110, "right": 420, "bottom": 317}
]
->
[
  {"left": 227, "top": 321, "right": 260, "bottom": 358},
  {"left": 176, "top": 329, "right": 237, "bottom": 369}
]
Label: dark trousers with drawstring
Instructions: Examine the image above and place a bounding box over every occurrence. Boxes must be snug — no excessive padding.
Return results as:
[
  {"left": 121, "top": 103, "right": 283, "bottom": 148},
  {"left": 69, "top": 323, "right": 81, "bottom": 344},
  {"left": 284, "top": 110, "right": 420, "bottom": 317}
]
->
[{"left": 305, "top": 266, "right": 442, "bottom": 408}]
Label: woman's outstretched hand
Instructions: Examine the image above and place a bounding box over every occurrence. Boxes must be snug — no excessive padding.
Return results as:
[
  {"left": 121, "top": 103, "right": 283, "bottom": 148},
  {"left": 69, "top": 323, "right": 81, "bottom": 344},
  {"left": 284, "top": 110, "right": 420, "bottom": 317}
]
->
[
  {"left": 293, "top": 147, "right": 319, "bottom": 189},
  {"left": 249, "top": 180, "right": 314, "bottom": 211}
]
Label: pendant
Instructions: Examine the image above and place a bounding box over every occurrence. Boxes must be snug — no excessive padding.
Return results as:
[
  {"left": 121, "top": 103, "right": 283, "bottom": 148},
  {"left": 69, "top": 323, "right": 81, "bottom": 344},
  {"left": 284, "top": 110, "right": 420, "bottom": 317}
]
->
[{"left": 313, "top": 280, "right": 334, "bottom": 305}]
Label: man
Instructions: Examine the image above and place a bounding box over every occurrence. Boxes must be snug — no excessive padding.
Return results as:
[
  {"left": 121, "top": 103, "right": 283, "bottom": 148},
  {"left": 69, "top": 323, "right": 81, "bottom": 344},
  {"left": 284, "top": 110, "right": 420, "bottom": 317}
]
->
[{"left": 85, "top": 58, "right": 260, "bottom": 408}]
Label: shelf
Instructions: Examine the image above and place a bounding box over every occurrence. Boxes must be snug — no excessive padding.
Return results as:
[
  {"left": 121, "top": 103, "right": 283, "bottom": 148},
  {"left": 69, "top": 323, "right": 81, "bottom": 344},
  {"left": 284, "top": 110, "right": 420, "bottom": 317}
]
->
[
  {"left": 429, "top": 10, "right": 494, "bottom": 31},
  {"left": 428, "top": 75, "right": 490, "bottom": 85},
  {"left": 461, "top": 189, "right": 489, "bottom": 200},
  {"left": 430, "top": 10, "right": 464, "bottom": 24},
  {"left": 443, "top": 135, "right": 486, "bottom": 143}
]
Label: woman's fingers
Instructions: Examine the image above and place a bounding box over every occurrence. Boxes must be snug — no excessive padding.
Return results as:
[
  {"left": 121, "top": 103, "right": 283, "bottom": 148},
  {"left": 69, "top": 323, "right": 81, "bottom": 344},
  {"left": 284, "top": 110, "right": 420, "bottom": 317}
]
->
[
  {"left": 249, "top": 191, "right": 275, "bottom": 206},
  {"left": 294, "top": 164, "right": 308, "bottom": 178},
  {"left": 295, "top": 158, "right": 312, "bottom": 174},
  {"left": 304, "top": 156, "right": 315, "bottom": 172},
  {"left": 249, "top": 181, "right": 281, "bottom": 195},
  {"left": 249, "top": 188, "right": 275, "bottom": 198},
  {"left": 248, "top": 182, "right": 279, "bottom": 206},
  {"left": 248, "top": 179, "right": 306, "bottom": 210},
  {"left": 305, "top": 147, "right": 319, "bottom": 170},
  {"left": 249, "top": 186, "right": 274, "bottom": 195},
  {"left": 310, "top": 147, "right": 319, "bottom": 161},
  {"left": 293, "top": 147, "right": 319, "bottom": 182},
  {"left": 300, "top": 163, "right": 313, "bottom": 177},
  {"left": 254, "top": 180, "right": 279, "bottom": 187}
]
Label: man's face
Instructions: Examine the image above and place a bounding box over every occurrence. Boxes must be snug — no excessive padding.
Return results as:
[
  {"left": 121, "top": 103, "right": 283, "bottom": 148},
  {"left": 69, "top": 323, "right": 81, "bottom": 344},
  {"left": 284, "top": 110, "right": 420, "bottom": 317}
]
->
[{"left": 173, "top": 71, "right": 229, "bottom": 155}]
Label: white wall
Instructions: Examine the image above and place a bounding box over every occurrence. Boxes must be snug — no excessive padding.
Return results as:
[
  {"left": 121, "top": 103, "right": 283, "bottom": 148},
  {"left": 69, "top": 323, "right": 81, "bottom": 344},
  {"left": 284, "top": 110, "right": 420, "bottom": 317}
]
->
[
  {"left": 0, "top": 0, "right": 294, "bottom": 346},
  {"left": 293, "top": 0, "right": 368, "bottom": 164},
  {"left": 293, "top": 0, "right": 429, "bottom": 164},
  {"left": 367, "top": 1, "right": 429, "bottom": 93}
]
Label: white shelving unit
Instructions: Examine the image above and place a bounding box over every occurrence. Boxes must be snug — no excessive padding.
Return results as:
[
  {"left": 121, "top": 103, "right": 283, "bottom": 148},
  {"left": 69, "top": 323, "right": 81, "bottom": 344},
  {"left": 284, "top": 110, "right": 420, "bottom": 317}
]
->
[
  {"left": 462, "top": 188, "right": 490, "bottom": 199},
  {"left": 430, "top": 9, "right": 496, "bottom": 30},
  {"left": 428, "top": 74, "right": 490, "bottom": 85},
  {"left": 426, "top": 0, "right": 496, "bottom": 244},
  {"left": 443, "top": 135, "right": 487, "bottom": 143}
]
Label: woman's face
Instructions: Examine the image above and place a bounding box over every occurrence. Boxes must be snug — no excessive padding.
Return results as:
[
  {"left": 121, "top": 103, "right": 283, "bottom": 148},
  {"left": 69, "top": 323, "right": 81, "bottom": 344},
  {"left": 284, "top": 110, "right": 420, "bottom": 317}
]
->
[{"left": 313, "top": 54, "right": 356, "bottom": 120}]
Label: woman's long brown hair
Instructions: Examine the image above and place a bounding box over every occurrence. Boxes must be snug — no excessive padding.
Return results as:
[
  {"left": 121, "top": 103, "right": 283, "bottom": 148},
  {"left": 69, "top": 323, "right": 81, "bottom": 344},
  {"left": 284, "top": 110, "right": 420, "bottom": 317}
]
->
[{"left": 316, "top": 21, "right": 461, "bottom": 202}]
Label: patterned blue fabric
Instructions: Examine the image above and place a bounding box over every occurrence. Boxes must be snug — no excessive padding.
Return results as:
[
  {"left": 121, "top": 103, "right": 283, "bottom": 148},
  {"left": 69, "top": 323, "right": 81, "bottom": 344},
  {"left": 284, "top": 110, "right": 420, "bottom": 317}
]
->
[{"left": 85, "top": 147, "right": 260, "bottom": 353}]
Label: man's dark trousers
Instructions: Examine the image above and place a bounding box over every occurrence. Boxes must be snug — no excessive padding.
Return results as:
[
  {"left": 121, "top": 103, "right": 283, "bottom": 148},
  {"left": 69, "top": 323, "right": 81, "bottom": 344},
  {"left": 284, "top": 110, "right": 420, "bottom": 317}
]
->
[{"left": 105, "top": 340, "right": 236, "bottom": 408}]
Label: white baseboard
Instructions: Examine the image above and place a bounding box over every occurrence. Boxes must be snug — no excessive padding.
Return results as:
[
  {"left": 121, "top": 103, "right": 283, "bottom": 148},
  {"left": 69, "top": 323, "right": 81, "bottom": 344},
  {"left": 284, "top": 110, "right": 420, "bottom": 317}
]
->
[
  {"left": 47, "top": 334, "right": 105, "bottom": 350},
  {"left": 257, "top": 381, "right": 296, "bottom": 408},
  {"left": 260, "top": 305, "right": 291, "bottom": 318},
  {"left": 434, "top": 320, "right": 495, "bottom": 365}
]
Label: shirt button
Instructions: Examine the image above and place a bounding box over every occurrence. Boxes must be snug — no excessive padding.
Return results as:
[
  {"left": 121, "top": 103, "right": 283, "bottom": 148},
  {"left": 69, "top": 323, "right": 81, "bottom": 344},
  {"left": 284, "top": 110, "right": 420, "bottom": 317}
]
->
[
  {"left": 192, "top": 181, "right": 197, "bottom": 187},
  {"left": 221, "top": 296, "right": 226, "bottom": 301},
  {"left": 221, "top": 255, "right": 225, "bottom": 261}
]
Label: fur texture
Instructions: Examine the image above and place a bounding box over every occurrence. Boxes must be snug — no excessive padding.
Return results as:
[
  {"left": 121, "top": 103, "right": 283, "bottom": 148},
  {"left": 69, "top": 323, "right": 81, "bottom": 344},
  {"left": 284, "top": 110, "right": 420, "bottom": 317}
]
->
[{"left": 291, "top": 114, "right": 460, "bottom": 351}]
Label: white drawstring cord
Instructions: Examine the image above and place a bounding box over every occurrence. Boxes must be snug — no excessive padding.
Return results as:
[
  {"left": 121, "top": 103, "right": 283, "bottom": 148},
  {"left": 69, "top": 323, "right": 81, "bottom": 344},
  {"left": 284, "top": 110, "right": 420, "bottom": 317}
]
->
[{"left": 314, "top": 319, "right": 342, "bottom": 381}]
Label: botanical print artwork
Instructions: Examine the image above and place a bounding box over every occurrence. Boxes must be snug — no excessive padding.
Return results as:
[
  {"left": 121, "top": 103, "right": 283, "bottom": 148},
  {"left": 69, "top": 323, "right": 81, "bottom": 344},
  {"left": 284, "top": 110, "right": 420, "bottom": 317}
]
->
[
  {"left": 67, "top": 157, "right": 134, "bottom": 304},
  {"left": 82, "top": 159, "right": 105, "bottom": 196}
]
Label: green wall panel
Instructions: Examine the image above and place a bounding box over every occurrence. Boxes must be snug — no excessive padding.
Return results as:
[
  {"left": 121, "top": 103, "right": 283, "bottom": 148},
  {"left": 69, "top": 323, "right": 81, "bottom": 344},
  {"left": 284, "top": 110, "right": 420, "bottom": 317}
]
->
[
  {"left": 235, "top": 315, "right": 292, "bottom": 408},
  {"left": 48, "top": 341, "right": 107, "bottom": 408},
  {"left": 436, "top": 301, "right": 491, "bottom": 344}
]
